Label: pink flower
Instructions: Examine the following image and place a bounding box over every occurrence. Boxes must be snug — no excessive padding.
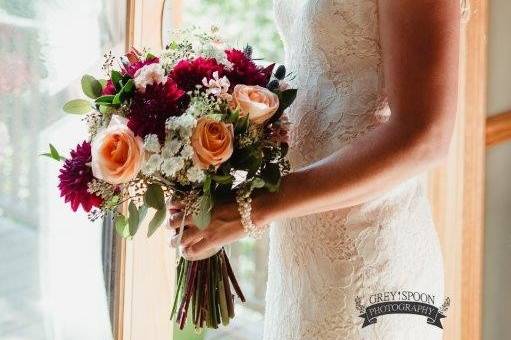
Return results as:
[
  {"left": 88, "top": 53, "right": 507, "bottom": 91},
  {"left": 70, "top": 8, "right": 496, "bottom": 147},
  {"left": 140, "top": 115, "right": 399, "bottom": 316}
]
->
[
  {"left": 268, "top": 115, "right": 290, "bottom": 144},
  {"left": 232, "top": 85, "right": 279, "bottom": 124},
  {"left": 102, "top": 79, "right": 116, "bottom": 95},
  {"left": 58, "top": 141, "right": 103, "bottom": 212}
]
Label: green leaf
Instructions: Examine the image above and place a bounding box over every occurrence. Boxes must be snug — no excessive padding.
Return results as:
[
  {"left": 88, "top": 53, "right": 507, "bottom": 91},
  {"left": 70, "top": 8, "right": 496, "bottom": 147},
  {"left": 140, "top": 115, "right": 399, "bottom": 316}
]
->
[
  {"left": 211, "top": 174, "right": 234, "bottom": 185},
  {"left": 111, "top": 70, "right": 122, "bottom": 90},
  {"left": 112, "top": 92, "right": 122, "bottom": 105},
  {"left": 98, "top": 79, "right": 107, "bottom": 87},
  {"left": 95, "top": 95, "right": 115, "bottom": 104},
  {"left": 250, "top": 177, "right": 266, "bottom": 190},
  {"left": 147, "top": 208, "right": 166, "bottom": 237},
  {"left": 99, "top": 104, "right": 115, "bottom": 114},
  {"left": 128, "top": 201, "right": 140, "bottom": 236},
  {"left": 115, "top": 215, "right": 129, "bottom": 238},
  {"left": 63, "top": 99, "right": 91, "bottom": 114},
  {"left": 226, "top": 109, "right": 239, "bottom": 124},
  {"left": 122, "top": 78, "right": 134, "bottom": 94},
  {"left": 40, "top": 144, "right": 66, "bottom": 161},
  {"left": 235, "top": 115, "right": 249, "bottom": 134},
  {"left": 144, "top": 183, "right": 165, "bottom": 210},
  {"left": 139, "top": 204, "right": 148, "bottom": 223},
  {"left": 81, "top": 74, "right": 103, "bottom": 99},
  {"left": 192, "top": 194, "right": 213, "bottom": 229},
  {"left": 203, "top": 175, "right": 212, "bottom": 194}
]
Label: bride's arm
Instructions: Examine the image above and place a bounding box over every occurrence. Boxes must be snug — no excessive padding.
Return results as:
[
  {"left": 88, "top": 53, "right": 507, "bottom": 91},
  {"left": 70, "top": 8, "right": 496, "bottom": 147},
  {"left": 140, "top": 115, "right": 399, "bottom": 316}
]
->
[
  {"left": 172, "top": 0, "right": 460, "bottom": 258},
  {"left": 253, "top": 0, "right": 460, "bottom": 222}
]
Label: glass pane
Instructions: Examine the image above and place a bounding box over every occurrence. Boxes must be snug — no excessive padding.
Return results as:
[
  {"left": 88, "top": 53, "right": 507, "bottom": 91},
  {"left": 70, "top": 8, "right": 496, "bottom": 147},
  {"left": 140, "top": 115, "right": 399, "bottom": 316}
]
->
[
  {"left": 162, "top": 1, "right": 282, "bottom": 339},
  {"left": 0, "top": 1, "right": 125, "bottom": 339}
]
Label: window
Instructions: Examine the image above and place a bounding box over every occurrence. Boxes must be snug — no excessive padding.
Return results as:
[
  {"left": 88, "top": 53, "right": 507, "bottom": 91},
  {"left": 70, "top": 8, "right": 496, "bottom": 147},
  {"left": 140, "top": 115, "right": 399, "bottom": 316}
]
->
[{"left": 0, "top": 1, "right": 126, "bottom": 339}]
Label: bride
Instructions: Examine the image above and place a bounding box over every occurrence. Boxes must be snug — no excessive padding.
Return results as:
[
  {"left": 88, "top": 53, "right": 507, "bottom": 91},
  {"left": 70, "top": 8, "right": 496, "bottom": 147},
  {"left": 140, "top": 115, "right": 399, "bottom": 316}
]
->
[{"left": 169, "top": 0, "right": 460, "bottom": 339}]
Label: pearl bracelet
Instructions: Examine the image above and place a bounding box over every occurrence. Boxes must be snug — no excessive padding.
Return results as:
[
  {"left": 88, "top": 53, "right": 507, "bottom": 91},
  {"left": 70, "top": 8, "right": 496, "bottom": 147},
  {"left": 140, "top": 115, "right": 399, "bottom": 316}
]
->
[{"left": 236, "top": 190, "right": 265, "bottom": 239}]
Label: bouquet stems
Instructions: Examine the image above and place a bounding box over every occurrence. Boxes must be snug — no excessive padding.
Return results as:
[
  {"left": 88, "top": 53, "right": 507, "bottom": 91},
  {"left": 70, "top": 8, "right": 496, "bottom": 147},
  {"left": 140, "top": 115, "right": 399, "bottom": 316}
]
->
[{"left": 170, "top": 248, "right": 245, "bottom": 330}]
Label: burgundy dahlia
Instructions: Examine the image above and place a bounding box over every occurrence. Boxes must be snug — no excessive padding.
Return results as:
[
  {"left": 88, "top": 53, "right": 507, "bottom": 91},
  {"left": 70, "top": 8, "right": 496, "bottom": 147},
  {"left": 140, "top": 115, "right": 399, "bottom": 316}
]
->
[
  {"left": 128, "top": 78, "right": 186, "bottom": 141},
  {"left": 171, "top": 57, "right": 225, "bottom": 92},
  {"left": 225, "top": 49, "right": 273, "bottom": 88},
  {"left": 58, "top": 141, "right": 102, "bottom": 212}
]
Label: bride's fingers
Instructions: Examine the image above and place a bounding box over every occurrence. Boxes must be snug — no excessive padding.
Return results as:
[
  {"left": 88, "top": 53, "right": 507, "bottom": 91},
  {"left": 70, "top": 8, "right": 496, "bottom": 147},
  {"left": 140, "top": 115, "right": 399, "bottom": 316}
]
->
[
  {"left": 184, "top": 232, "right": 219, "bottom": 259},
  {"left": 167, "top": 212, "right": 192, "bottom": 230},
  {"left": 170, "top": 225, "right": 200, "bottom": 248}
]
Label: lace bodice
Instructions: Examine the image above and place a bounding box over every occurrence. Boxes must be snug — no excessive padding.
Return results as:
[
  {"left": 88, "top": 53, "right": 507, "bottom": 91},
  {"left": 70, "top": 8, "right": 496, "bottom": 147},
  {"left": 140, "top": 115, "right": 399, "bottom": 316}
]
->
[
  {"left": 263, "top": 1, "right": 444, "bottom": 339},
  {"left": 275, "top": 0, "right": 389, "bottom": 167}
]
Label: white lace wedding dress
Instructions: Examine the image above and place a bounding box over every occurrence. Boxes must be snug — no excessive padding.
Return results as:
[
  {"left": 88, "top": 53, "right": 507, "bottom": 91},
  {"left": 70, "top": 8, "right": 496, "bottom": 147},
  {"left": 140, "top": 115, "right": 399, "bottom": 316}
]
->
[{"left": 263, "top": 1, "right": 445, "bottom": 339}]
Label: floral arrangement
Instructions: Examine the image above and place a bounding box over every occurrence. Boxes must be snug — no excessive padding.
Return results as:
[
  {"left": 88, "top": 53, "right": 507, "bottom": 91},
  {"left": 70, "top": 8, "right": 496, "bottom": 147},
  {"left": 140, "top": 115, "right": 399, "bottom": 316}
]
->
[{"left": 43, "top": 27, "right": 296, "bottom": 331}]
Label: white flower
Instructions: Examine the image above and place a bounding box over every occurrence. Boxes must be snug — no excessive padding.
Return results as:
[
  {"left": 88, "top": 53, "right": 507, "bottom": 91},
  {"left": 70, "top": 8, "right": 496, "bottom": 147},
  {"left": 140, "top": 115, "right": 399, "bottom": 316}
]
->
[
  {"left": 186, "top": 165, "right": 206, "bottom": 183},
  {"left": 143, "top": 134, "right": 161, "bottom": 153},
  {"left": 134, "top": 63, "right": 167, "bottom": 93},
  {"left": 202, "top": 71, "right": 231, "bottom": 100},
  {"left": 180, "top": 144, "right": 195, "bottom": 159},
  {"left": 161, "top": 157, "right": 185, "bottom": 178},
  {"left": 161, "top": 138, "right": 182, "bottom": 158},
  {"left": 165, "top": 116, "right": 179, "bottom": 131},
  {"left": 176, "top": 114, "right": 196, "bottom": 139},
  {"left": 142, "top": 153, "right": 163, "bottom": 175}
]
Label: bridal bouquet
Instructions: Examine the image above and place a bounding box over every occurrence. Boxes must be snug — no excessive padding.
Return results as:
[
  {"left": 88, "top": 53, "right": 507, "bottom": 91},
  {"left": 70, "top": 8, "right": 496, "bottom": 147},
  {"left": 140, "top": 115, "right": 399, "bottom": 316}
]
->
[{"left": 43, "top": 28, "right": 296, "bottom": 331}]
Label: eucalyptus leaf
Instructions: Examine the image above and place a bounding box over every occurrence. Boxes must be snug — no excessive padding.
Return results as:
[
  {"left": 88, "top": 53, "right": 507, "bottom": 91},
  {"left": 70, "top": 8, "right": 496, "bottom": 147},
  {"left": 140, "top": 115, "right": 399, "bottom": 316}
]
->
[
  {"left": 250, "top": 177, "right": 266, "bottom": 190},
  {"left": 98, "top": 79, "right": 107, "bottom": 87},
  {"left": 128, "top": 201, "right": 140, "bottom": 236},
  {"left": 81, "top": 74, "right": 102, "bottom": 99},
  {"left": 144, "top": 183, "right": 165, "bottom": 210},
  {"left": 192, "top": 194, "right": 213, "bottom": 229},
  {"left": 147, "top": 208, "right": 166, "bottom": 237},
  {"left": 63, "top": 99, "right": 91, "bottom": 114}
]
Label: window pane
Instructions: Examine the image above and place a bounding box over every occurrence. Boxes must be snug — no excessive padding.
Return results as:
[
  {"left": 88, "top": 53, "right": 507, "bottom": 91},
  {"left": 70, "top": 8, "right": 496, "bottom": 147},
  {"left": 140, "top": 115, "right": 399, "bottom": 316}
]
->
[
  {"left": 0, "top": 1, "right": 125, "bottom": 339},
  {"left": 162, "top": 1, "right": 282, "bottom": 339}
]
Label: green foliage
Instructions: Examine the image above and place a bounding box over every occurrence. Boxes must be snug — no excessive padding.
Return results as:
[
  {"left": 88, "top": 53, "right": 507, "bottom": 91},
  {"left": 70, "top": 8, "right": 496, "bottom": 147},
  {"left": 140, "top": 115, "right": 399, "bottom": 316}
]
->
[
  {"left": 144, "top": 183, "right": 166, "bottom": 210},
  {"left": 148, "top": 208, "right": 166, "bottom": 237},
  {"left": 81, "top": 74, "right": 103, "bottom": 99},
  {"left": 193, "top": 194, "right": 213, "bottom": 229},
  {"left": 40, "top": 144, "right": 66, "bottom": 161},
  {"left": 63, "top": 99, "right": 91, "bottom": 114}
]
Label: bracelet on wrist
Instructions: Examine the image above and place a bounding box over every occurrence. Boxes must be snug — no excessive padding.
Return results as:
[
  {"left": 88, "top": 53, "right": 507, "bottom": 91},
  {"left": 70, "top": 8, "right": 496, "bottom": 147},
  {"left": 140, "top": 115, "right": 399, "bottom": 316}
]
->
[{"left": 236, "top": 189, "right": 266, "bottom": 239}]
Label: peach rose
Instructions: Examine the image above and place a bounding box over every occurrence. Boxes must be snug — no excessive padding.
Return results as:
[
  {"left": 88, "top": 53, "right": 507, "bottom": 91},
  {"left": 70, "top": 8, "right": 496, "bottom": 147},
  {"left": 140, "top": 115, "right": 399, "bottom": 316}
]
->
[
  {"left": 191, "top": 117, "right": 233, "bottom": 169},
  {"left": 91, "top": 115, "right": 144, "bottom": 185},
  {"left": 232, "top": 84, "right": 279, "bottom": 124}
]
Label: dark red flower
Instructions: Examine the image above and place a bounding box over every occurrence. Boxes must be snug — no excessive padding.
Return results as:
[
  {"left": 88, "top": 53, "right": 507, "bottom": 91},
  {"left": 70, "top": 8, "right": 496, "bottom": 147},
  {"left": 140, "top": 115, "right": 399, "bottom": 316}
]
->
[
  {"left": 225, "top": 49, "right": 273, "bottom": 88},
  {"left": 58, "top": 141, "right": 103, "bottom": 212},
  {"left": 102, "top": 79, "right": 116, "bottom": 95},
  {"left": 171, "top": 57, "right": 225, "bottom": 92},
  {"left": 127, "top": 78, "right": 187, "bottom": 141},
  {"left": 121, "top": 57, "right": 159, "bottom": 77}
]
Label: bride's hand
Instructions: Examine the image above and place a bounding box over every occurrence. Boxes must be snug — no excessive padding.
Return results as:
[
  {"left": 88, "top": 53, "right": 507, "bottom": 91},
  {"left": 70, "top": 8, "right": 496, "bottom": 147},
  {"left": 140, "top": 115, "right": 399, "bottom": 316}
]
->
[{"left": 168, "top": 201, "right": 251, "bottom": 260}]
